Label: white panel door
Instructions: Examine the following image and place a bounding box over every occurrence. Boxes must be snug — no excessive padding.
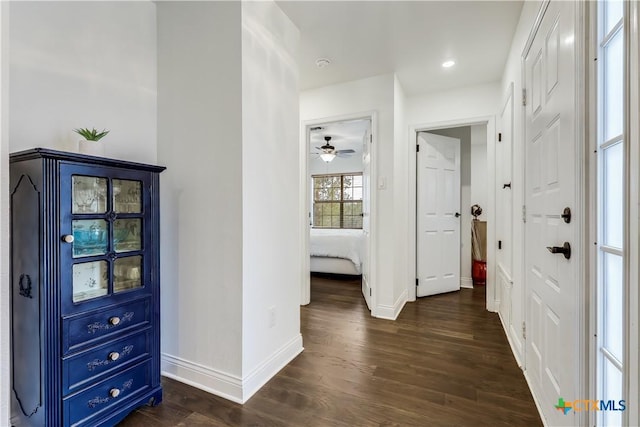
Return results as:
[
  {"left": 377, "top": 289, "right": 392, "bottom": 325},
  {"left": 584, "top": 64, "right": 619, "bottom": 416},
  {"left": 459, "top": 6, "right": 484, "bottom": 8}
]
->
[
  {"left": 361, "top": 126, "right": 372, "bottom": 310},
  {"left": 498, "top": 87, "right": 524, "bottom": 359},
  {"left": 524, "top": 2, "right": 580, "bottom": 425},
  {"left": 417, "top": 132, "right": 461, "bottom": 297}
]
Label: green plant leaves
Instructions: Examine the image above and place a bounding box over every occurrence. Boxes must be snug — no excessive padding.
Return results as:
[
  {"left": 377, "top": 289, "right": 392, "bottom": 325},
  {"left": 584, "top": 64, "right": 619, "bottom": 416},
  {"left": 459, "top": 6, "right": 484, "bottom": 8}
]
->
[{"left": 73, "top": 128, "right": 110, "bottom": 141}]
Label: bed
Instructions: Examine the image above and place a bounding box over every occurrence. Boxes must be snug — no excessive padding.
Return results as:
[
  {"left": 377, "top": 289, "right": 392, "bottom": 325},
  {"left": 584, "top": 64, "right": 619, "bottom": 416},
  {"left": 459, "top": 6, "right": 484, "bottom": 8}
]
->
[{"left": 309, "top": 228, "right": 364, "bottom": 275}]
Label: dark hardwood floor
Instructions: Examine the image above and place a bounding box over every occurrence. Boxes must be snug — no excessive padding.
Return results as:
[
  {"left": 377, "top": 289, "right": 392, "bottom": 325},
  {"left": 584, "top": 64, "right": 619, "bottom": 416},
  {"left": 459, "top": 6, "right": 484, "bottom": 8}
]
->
[{"left": 119, "top": 275, "right": 541, "bottom": 426}]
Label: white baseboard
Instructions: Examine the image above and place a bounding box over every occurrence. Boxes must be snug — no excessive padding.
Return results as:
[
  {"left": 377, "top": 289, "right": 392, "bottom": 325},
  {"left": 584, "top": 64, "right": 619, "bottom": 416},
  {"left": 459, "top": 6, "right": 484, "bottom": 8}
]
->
[
  {"left": 376, "top": 289, "right": 408, "bottom": 320},
  {"left": 241, "top": 334, "right": 303, "bottom": 402},
  {"left": 161, "top": 333, "right": 304, "bottom": 404},
  {"left": 497, "top": 311, "right": 524, "bottom": 369},
  {"left": 461, "top": 276, "right": 473, "bottom": 289},
  {"left": 523, "top": 370, "right": 549, "bottom": 427},
  {"left": 161, "top": 353, "right": 244, "bottom": 403}
]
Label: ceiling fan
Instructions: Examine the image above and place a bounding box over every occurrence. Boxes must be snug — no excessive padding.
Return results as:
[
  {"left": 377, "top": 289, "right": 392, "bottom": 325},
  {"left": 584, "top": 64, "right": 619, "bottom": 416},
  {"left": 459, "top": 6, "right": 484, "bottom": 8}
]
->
[{"left": 313, "top": 136, "right": 355, "bottom": 163}]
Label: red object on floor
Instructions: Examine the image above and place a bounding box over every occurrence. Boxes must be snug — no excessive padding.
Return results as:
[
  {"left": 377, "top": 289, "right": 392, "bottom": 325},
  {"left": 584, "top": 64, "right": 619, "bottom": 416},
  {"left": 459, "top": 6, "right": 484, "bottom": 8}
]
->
[{"left": 472, "top": 260, "right": 486, "bottom": 286}]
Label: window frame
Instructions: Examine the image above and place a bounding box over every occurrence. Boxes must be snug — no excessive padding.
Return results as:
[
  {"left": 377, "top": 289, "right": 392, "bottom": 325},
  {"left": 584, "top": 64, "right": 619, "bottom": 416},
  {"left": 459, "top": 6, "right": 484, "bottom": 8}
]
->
[{"left": 312, "top": 172, "right": 363, "bottom": 229}]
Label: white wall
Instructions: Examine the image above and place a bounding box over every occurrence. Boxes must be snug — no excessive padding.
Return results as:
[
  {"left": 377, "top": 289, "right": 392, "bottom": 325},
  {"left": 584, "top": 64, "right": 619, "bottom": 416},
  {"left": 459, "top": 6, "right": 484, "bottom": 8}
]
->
[
  {"left": 240, "top": 0, "right": 302, "bottom": 399},
  {"left": 406, "top": 82, "right": 499, "bottom": 304},
  {"left": 158, "top": 1, "right": 301, "bottom": 403},
  {"left": 157, "top": 0, "right": 245, "bottom": 395},
  {"left": 300, "top": 73, "right": 403, "bottom": 318},
  {"left": 393, "top": 75, "right": 409, "bottom": 309},
  {"left": 406, "top": 82, "right": 501, "bottom": 126},
  {"left": 470, "top": 125, "right": 488, "bottom": 220},
  {"left": 8, "top": 2, "right": 157, "bottom": 163},
  {"left": 426, "top": 126, "right": 473, "bottom": 285},
  {"left": 2, "top": 2, "right": 156, "bottom": 421}
]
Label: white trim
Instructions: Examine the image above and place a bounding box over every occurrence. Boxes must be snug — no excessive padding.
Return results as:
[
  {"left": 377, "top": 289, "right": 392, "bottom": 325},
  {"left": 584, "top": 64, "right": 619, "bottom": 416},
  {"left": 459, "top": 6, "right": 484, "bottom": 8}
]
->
[
  {"left": 375, "top": 289, "right": 407, "bottom": 320},
  {"left": 498, "top": 311, "right": 524, "bottom": 369},
  {"left": 301, "top": 111, "right": 378, "bottom": 315},
  {"left": 0, "top": 3, "right": 8, "bottom": 425},
  {"left": 241, "top": 334, "right": 303, "bottom": 403},
  {"left": 161, "top": 354, "right": 244, "bottom": 404},
  {"left": 161, "top": 334, "right": 303, "bottom": 404},
  {"left": 460, "top": 277, "right": 473, "bottom": 289},
  {"left": 408, "top": 115, "right": 497, "bottom": 313},
  {"left": 523, "top": 370, "right": 551, "bottom": 427},
  {"left": 586, "top": 3, "right": 598, "bottom": 425},
  {"left": 626, "top": 2, "right": 639, "bottom": 426}
]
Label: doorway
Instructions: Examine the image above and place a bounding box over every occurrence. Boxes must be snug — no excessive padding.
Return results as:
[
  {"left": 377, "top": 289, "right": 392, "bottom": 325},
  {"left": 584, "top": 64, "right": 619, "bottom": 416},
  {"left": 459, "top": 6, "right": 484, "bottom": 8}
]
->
[
  {"left": 416, "top": 125, "right": 489, "bottom": 298},
  {"left": 301, "top": 114, "right": 375, "bottom": 312},
  {"left": 408, "top": 117, "right": 496, "bottom": 310}
]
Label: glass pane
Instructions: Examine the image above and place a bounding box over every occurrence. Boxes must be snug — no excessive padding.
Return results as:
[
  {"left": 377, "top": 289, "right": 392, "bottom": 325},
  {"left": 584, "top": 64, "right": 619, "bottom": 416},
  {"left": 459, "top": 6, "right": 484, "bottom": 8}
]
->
[
  {"left": 113, "top": 179, "right": 142, "bottom": 213},
  {"left": 352, "top": 175, "right": 363, "bottom": 187},
  {"left": 73, "top": 261, "right": 108, "bottom": 302},
  {"left": 114, "top": 219, "right": 142, "bottom": 253},
  {"left": 353, "top": 187, "right": 363, "bottom": 201},
  {"left": 330, "top": 216, "right": 340, "bottom": 228},
  {"left": 604, "top": 142, "right": 623, "bottom": 248},
  {"left": 604, "top": 31, "right": 623, "bottom": 140},
  {"left": 602, "top": 359, "right": 623, "bottom": 426},
  {"left": 72, "top": 176, "right": 107, "bottom": 214},
  {"left": 73, "top": 220, "right": 108, "bottom": 258},
  {"left": 313, "top": 203, "right": 322, "bottom": 226},
  {"left": 604, "top": 253, "right": 623, "bottom": 360},
  {"left": 343, "top": 186, "right": 353, "bottom": 200},
  {"left": 114, "top": 256, "right": 142, "bottom": 293},
  {"left": 605, "top": 0, "right": 623, "bottom": 35}
]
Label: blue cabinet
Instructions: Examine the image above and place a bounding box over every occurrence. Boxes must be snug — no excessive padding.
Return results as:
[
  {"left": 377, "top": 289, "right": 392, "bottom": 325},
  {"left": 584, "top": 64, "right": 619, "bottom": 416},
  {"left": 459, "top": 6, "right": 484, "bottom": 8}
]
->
[{"left": 10, "top": 148, "right": 165, "bottom": 426}]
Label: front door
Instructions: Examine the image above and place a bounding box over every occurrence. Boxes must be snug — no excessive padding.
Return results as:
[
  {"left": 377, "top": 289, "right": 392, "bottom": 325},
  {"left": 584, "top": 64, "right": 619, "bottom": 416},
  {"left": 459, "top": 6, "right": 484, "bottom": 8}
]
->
[
  {"left": 523, "top": 1, "right": 581, "bottom": 425},
  {"left": 416, "top": 132, "right": 461, "bottom": 297}
]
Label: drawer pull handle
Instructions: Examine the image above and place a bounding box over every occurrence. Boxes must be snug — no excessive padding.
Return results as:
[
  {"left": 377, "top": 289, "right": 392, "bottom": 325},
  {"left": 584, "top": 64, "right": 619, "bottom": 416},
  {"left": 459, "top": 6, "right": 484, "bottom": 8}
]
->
[
  {"left": 62, "top": 234, "right": 75, "bottom": 243},
  {"left": 87, "top": 379, "right": 133, "bottom": 409},
  {"left": 86, "top": 312, "right": 135, "bottom": 334},
  {"left": 87, "top": 345, "right": 134, "bottom": 371}
]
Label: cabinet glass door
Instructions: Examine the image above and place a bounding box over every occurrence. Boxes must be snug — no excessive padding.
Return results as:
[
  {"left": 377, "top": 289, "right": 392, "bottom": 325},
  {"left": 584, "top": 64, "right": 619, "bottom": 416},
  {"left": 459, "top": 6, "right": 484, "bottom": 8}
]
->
[{"left": 62, "top": 166, "right": 151, "bottom": 312}]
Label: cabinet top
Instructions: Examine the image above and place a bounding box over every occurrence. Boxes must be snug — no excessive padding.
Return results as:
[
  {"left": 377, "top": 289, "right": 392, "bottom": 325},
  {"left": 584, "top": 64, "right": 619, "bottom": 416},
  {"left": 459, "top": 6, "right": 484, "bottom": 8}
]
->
[{"left": 10, "top": 148, "right": 166, "bottom": 173}]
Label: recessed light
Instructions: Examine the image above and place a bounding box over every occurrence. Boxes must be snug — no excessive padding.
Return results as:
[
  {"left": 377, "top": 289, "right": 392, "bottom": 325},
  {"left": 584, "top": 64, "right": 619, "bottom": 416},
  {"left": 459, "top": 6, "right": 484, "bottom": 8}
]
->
[
  {"left": 442, "top": 60, "right": 456, "bottom": 68},
  {"left": 316, "top": 58, "right": 331, "bottom": 68}
]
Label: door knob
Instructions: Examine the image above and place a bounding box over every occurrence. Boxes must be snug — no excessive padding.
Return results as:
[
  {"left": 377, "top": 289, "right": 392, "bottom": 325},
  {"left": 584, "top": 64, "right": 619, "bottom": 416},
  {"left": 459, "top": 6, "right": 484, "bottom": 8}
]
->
[
  {"left": 61, "top": 234, "right": 74, "bottom": 243},
  {"left": 454, "top": 212, "right": 461, "bottom": 218},
  {"left": 546, "top": 242, "right": 571, "bottom": 260}
]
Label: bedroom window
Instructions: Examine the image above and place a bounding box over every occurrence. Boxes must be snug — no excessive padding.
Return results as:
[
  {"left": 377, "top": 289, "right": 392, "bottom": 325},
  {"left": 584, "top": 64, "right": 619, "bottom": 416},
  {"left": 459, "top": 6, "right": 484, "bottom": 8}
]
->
[{"left": 312, "top": 173, "right": 363, "bottom": 229}]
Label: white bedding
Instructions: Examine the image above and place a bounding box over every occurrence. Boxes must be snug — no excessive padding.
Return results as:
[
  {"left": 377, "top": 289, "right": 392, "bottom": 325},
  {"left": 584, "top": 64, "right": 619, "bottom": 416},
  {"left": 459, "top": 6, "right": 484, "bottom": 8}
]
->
[{"left": 309, "top": 229, "right": 364, "bottom": 273}]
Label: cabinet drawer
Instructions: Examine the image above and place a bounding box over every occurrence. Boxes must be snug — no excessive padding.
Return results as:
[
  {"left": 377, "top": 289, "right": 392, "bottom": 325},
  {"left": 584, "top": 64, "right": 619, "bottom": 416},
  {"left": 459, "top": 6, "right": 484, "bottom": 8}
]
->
[
  {"left": 63, "top": 329, "right": 151, "bottom": 395},
  {"left": 63, "top": 298, "right": 150, "bottom": 354},
  {"left": 63, "top": 359, "right": 151, "bottom": 427}
]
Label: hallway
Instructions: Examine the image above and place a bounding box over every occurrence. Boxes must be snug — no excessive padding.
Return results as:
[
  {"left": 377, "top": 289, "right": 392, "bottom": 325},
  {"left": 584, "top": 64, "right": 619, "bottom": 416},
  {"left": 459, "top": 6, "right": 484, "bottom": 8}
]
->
[{"left": 120, "top": 276, "right": 541, "bottom": 426}]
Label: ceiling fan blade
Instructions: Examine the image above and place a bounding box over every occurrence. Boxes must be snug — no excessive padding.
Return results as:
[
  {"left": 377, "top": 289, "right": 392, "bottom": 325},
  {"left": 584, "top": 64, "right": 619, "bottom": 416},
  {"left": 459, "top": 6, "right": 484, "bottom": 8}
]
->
[{"left": 336, "top": 149, "right": 356, "bottom": 154}]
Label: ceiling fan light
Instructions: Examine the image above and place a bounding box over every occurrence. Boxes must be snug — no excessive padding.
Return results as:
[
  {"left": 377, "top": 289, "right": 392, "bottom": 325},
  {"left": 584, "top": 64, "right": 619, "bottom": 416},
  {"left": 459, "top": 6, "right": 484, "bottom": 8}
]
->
[{"left": 320, "top": 152, "right": 336, "bottom": 163}]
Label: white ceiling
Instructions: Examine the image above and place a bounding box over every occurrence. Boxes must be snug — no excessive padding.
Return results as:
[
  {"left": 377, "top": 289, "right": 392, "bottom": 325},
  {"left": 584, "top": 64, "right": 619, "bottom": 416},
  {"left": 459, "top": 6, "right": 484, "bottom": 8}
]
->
[
  {"left": 309, "top": 118, "right": 370, "bottom": 156},
  {"left": 277, "top": 1, "right": 524, "bottom": 95}
]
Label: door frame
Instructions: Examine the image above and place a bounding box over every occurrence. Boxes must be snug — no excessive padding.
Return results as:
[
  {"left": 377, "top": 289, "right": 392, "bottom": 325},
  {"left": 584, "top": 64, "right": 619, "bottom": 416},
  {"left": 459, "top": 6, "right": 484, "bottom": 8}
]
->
[
  {"left": 587, "top": 1, "right": 640, "bottom": 425},
  {"left": 520, "top": 0, "right": 590, "bottom": 424},
  {"left": 299, "top": 111, "right": 378, "bottom": 315},
  {"left": 408, "top": 115, "right": 497, "bottom": 312}
]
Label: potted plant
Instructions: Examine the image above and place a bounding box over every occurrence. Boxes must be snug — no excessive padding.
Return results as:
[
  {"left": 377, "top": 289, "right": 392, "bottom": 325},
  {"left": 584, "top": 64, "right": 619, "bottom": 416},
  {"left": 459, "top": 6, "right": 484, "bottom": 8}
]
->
[{"left": 74, "top": 128, "right": 109, "bottom": 156}]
